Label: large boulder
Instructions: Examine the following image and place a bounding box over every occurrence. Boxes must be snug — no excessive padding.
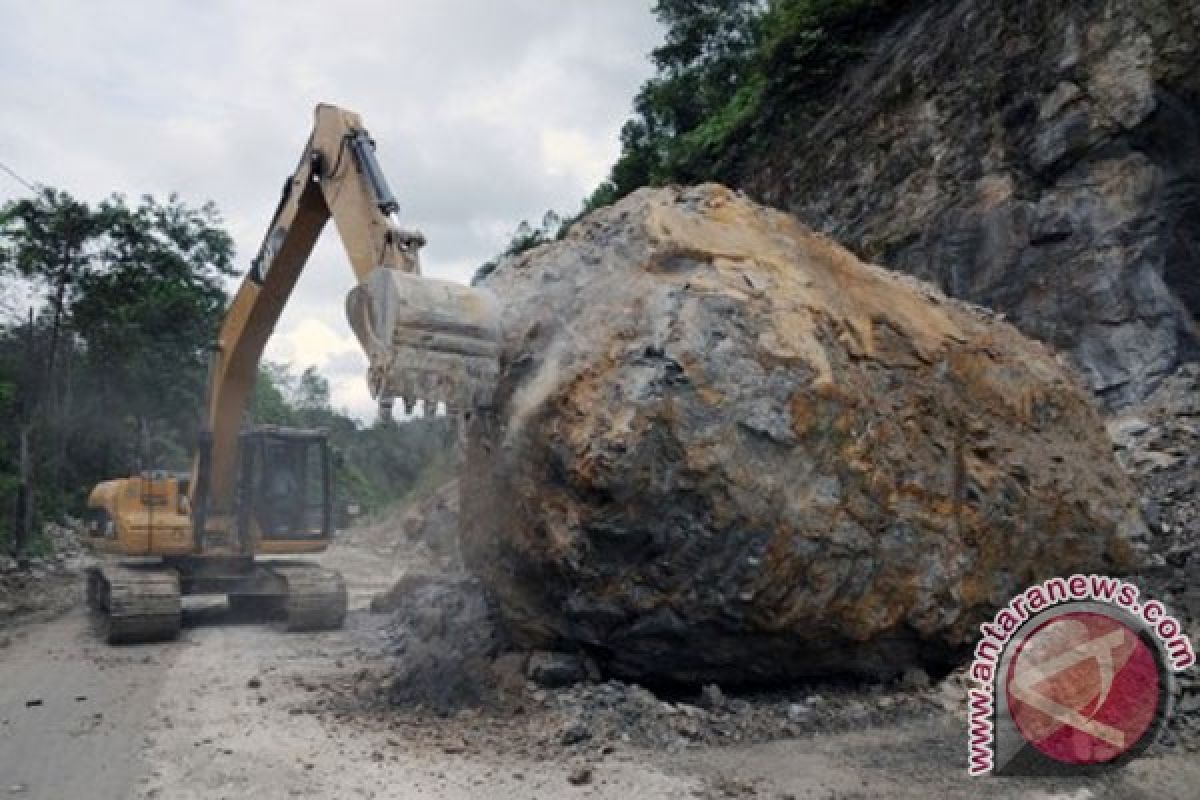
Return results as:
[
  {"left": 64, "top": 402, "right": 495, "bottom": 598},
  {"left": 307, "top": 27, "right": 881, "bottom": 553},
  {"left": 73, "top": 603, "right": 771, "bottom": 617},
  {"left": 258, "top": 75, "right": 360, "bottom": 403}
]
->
[{"left": 461, "top": 185, "right": 1142, "bottom": 684}]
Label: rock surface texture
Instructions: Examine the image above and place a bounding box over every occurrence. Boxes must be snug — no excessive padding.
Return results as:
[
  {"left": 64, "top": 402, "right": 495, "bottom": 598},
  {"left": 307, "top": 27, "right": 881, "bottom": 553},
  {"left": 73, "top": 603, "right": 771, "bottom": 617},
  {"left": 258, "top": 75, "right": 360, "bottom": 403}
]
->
[
  {"left": 1107, "top": 364, "right": 1200, "bottom": 621},
  {"left": 738, "top": 0, "right": 1200, "bottom": 409},
  {"left": 461, "top": 185, "right": 1141, "bottom": 684}
]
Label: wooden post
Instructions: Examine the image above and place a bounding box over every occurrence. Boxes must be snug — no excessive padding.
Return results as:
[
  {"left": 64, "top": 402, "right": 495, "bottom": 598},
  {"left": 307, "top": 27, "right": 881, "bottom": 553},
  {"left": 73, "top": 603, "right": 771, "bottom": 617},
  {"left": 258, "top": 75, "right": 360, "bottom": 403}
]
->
[
  {"left": 11, "top": 309, "right": 35, "bottom": 560},
  {"left": 12, "top": 423, "right": 31, "bottom": 559}
]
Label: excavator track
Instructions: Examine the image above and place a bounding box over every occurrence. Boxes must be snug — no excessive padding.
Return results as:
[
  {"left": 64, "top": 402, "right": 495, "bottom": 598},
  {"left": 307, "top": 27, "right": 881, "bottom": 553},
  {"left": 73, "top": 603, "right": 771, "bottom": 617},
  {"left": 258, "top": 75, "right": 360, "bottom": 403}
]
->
[
  {"left": 266, "top": 564, "right": 347, "bottom": 632},
  {"left": 86, "top": 565, "right": 181, "bottom": 644}
]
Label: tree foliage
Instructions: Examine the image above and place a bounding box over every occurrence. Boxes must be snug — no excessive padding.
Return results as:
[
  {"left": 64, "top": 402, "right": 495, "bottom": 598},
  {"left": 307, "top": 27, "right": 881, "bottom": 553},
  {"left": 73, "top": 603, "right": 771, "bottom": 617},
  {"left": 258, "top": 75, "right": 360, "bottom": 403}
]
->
[
  {"left": 472, "top": 210, "right": 567, "bottom": 285},
  {"left": 71, "top": 195, "right": 235, "bottom": 434},
  {"left": 586, "top": 0, "right": 909, "bottom": 211}
]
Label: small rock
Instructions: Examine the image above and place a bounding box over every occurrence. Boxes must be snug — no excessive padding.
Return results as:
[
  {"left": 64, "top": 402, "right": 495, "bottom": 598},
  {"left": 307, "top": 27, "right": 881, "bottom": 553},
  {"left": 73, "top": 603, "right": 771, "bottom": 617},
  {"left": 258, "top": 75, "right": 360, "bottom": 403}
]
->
[
  {"left": 698, "top": 683, "right": 726, "bottom": 710},
  {"left": 246, "top": 678, "right": 262, "bottom": 690},
  {"left": 1133, "top": 450, "right": 1180, "bottom": 471},
  {"left": 527, "top": 651, "right": 588, "bottom": 688},
  {"left": 24, "top": 699, "right": 41, "bottom": 708},
  {"left": 900, "top": 667, "right": 931, "bottom": 691},
  {"left": 490, "top": 652, "right": 528, "bottom": 690},
  {"left": 1107, "top": 417, "right": 1151, "bottom": 444},
  {"left": 674, "top": 715, "right": 703, "bottom": 740},
  {"left": 567, "top": 765, "right": 593, "bottom": 786},
  {"left": 1178, "top": 694, "right": 1200, "bottom": 715},
  {"left": 627, "top": 685, "right": 659, "bottom": 708},
  {"left": 786, "top": 703, "right": 808, "bottom": 723},
  {"left": 844, "top": 701, "right": 869, "bottom": 721},
  {"left": 559, "top": 720, "right": 592, "bottom": 746}
]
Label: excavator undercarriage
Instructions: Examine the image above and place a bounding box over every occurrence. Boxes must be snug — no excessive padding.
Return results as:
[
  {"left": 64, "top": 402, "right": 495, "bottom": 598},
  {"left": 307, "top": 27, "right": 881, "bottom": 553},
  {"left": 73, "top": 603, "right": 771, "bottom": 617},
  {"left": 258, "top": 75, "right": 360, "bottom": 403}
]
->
[
  {"left": 85, "top": 560, "right": 347, "bottom": 644},
  {"left": 86, "top": 564, "right": 182, "bottom": 644}
]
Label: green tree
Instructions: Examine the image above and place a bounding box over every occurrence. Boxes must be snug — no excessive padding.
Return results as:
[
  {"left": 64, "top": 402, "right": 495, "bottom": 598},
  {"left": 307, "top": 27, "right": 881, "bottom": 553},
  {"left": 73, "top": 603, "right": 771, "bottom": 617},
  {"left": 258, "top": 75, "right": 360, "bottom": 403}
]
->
[
  {"left": 585, "top": 0, "right": 909, "bottom": 211},
  {"left": 0, "top": 189, "right": 109, "bottom": 391},
  {"left": 294, "top": 366, "right": 332, "bottom": 412},
  {"left": 472, "top": 210, "right": 567, "bottom": 284},
  {"left": 586, "top": 0, "right": 764, "bottom": 207},
  {"left": 0, "top": 188, "right": 236, "bottom": 523},
  {"left": 70, "top": 194, "right": 235, "bottom": 446},
  {"left": 251, "top": 362, "right": 298, "bottom": 426}
]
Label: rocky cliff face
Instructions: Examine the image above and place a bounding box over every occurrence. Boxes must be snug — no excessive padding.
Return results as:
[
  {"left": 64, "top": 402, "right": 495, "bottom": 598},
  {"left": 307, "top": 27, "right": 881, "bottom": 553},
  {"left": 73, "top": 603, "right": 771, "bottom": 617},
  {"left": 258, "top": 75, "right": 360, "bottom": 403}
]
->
[
  {"left": 462, "top": 185, "right": 1140, "bottom": 684},
  {"left": 739, "top": 0, "right": 1200, "bottom": 409}
]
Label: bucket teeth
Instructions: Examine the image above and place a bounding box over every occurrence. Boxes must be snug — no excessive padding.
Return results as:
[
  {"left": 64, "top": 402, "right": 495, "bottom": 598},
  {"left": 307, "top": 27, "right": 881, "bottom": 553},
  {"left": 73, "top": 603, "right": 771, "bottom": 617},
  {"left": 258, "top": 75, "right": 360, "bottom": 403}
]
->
[{"left": 347, "top": 268, "right": 500, "bottom": 413}]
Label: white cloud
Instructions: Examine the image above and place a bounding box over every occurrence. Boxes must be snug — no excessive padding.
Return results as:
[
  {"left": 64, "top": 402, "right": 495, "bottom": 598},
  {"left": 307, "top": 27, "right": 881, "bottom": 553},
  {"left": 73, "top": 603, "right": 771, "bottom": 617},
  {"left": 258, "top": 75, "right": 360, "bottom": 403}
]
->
[
  {"left": 0, "top": 1, "right": 661, "bottom": 420},
  {"left": 541, "top": 128, "right": 615, "bottom": 187},
  {"left": 266, "top": 318, "right": 358, "bottom": 367}
]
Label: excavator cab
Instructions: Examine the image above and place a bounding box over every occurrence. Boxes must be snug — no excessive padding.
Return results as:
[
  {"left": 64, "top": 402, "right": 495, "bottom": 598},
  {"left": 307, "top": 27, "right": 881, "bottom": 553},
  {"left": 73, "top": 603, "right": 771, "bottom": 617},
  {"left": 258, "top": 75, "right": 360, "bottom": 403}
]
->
[{"left": 236, "top": 427, "right": 332, "bottom": 544}]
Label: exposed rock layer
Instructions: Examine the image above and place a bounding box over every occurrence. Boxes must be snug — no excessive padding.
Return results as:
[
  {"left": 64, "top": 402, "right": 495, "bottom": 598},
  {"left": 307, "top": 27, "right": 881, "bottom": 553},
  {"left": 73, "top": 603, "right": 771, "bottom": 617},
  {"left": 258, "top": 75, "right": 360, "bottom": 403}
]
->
[
  {"left": 738, "top": 0, "right": 1200, "bottom": 408},
  {"left": 461, "top": 185, "right": 1141, "bottom": 684}
]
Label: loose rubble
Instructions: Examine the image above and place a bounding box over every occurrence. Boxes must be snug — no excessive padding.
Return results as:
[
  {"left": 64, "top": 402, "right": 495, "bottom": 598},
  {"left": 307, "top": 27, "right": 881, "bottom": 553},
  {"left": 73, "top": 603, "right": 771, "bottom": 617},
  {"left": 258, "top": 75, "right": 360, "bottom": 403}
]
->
[
  {"left": 371, "top": 573, "right": 500, "bottom": 714},
  {"left": 1, "top": 519, "right": 87, "bottom": 627},
  {"left": 1106, "top": 364, "right": 1200, "bottom": 750}
]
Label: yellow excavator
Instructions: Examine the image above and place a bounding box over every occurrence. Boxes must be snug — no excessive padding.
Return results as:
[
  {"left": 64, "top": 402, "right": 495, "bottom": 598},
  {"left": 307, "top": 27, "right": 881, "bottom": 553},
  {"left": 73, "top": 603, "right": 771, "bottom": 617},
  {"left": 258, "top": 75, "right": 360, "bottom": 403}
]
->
[{"left": 82, "top": 104, "right": 499, "bottom": 643}]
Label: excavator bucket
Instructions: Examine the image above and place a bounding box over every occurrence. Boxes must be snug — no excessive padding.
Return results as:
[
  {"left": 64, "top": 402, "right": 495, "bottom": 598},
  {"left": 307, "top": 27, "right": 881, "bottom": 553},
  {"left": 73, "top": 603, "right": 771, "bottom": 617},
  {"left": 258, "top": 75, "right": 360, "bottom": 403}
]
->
[{"left": 346, "top": 268, "right": 500, "bottom": 414}]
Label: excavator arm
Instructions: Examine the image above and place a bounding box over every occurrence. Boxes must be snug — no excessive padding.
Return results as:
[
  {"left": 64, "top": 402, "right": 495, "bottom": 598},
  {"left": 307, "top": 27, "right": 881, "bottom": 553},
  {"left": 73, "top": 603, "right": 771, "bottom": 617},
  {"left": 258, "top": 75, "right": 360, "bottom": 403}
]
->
[{"left": 189, "top": 103, "right": 498, "bottom": 535}]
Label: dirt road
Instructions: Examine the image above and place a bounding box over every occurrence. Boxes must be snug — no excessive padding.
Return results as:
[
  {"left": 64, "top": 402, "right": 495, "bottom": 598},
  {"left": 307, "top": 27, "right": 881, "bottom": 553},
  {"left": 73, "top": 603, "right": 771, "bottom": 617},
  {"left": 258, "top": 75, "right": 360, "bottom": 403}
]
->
[
  {"left": 1, "top": 601, "right": 696, "bottom": 800},
  {"left": 5, "top": 602, "right": 1198, "bottom": 800},
  {"left": 0, "top": 607, "right": 176, "bottom": 798},
  {"left": 2, "top": 527, "right": 1198, "bottom": 799}
]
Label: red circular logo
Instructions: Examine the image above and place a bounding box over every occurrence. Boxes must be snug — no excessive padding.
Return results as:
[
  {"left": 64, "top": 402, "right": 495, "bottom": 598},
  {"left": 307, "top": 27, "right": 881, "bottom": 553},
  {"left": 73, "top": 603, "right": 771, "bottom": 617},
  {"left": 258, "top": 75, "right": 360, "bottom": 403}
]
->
[{"left": 1004, "top": 611, "right": 1160, "bottom": 765}]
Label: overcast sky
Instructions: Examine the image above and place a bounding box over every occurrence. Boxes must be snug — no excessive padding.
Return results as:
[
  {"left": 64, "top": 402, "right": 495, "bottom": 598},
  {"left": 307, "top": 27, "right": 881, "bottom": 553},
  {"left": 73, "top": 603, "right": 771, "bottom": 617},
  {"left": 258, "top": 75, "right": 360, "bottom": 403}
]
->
[{"left": 0, "top": 0, "right": 661, "bottom": 418}]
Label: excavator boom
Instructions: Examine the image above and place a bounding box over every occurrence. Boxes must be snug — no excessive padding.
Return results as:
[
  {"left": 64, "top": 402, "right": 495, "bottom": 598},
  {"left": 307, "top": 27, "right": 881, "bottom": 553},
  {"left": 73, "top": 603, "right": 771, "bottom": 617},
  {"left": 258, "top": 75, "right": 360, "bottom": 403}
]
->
[{"left": 191, "top": 103, "right": 499, "bottom": 532}]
